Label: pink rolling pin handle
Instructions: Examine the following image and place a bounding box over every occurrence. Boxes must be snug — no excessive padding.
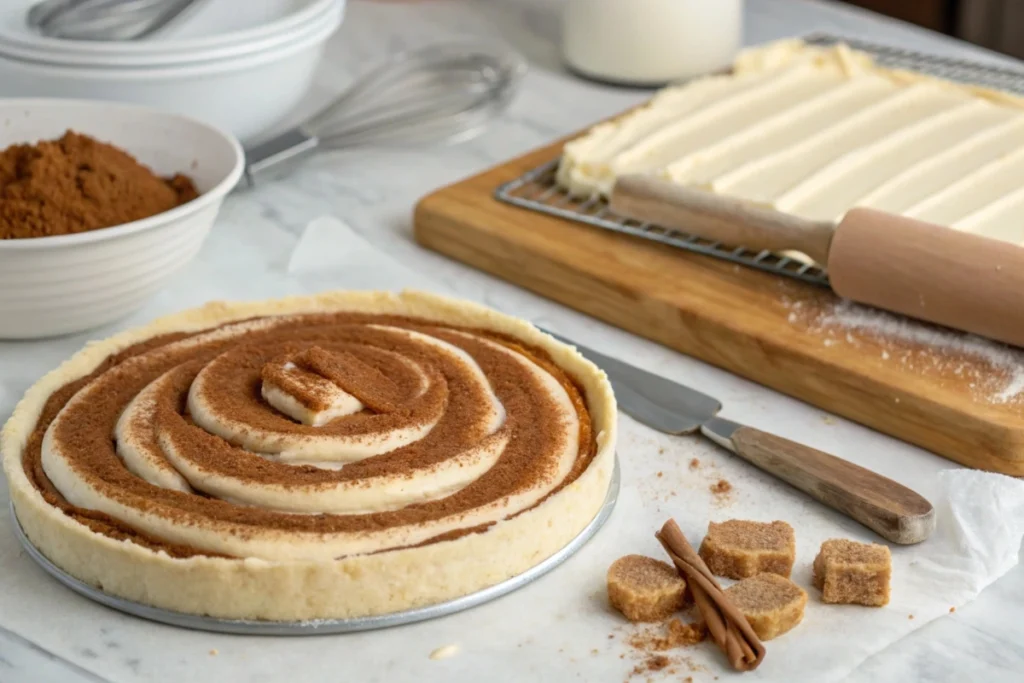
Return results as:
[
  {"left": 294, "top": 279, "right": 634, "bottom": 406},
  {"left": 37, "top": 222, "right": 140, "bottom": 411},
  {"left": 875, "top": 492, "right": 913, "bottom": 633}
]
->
[{"left": 829, "top": 208, "right": 1024, "bottom": 349}]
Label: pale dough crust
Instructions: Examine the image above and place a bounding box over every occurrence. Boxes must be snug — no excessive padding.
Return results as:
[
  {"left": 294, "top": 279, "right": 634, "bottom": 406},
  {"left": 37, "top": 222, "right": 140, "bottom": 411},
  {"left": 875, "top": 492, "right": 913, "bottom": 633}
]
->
[
  {"left": 1, "top": 290, "right": 617, "bottom": 621},
  {"left": 558, "top": 39, "right": 1024, "bottom": 259}
]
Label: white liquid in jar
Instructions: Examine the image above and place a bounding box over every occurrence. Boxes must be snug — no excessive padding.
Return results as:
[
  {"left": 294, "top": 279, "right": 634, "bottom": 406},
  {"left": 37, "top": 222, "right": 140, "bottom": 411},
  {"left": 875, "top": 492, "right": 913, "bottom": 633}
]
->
[{"left": 562, "top": 0, "right": 743, "bottom": 86}]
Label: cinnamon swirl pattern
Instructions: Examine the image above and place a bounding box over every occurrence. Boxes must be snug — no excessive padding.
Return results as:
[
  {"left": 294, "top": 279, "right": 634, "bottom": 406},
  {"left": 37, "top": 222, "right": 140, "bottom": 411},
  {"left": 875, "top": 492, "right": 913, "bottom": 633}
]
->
[{"left": 3, "top": 292, "right": 617, "bottom": 620}]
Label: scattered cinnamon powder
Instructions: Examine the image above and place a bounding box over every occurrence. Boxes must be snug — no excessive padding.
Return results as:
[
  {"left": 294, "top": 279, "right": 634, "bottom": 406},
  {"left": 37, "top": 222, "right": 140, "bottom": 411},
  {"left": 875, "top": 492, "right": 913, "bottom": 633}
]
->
[
  {"left": 949, "top": 607, "right": 956, "bottom": 613},
  {"left": 626, "top": 652, "right": 703, "bottom": 681},
  {"left": 647, "top": 655, "right": 670, "bottom": 671},
  {"left": 666, "top": 619, "right": 707, "bottom": 647},
  {"left": 689, "top": 458, "right": 700, "bottom": 470},
  {"left": 710, "top": 479, "right": 732, "bottom": 495},
  {"left": 0, "top": 130, "right": 198, "bottom": 239},
  {"left": 632, "top": 655, "right": 670, "bottom": 676},
  {"left": 626, "top": 618, "right": 706, "bottom": 651}
]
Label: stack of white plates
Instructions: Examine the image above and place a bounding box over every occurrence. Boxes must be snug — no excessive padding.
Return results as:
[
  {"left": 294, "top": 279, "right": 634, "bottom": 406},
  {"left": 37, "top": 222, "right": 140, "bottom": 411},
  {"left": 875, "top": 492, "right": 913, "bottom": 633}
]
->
[{"left": 0, "top": 0, "right": 345, "bottom": 141}]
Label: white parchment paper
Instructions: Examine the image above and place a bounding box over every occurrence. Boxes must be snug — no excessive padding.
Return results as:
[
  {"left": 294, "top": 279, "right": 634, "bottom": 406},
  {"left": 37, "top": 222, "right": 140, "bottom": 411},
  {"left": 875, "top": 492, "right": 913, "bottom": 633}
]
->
[{"left": 1, "top": 215, "right": 1022, "bottom": 683}]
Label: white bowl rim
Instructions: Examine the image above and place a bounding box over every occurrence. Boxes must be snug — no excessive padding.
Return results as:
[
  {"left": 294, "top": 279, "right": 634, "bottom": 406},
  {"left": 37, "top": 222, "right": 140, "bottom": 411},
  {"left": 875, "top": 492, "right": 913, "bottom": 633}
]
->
[
  {"left": 0, "top": 0, "right": 341, "bottom": 68},
  {"left": 0, "top": 98, "right": 245, "bottom": 251},
  {"left": 0, "top": 0, "right": 339, "bottom": 57},
  {"left": 0, "top": 11, "right": 341, "bottom": 80}
]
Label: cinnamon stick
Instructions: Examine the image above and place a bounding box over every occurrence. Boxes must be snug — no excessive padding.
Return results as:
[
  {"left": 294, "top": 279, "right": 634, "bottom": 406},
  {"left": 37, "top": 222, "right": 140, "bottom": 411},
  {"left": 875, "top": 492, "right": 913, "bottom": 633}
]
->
[{"left": 656, "top": 519, "right": 766, "bottom": 671}]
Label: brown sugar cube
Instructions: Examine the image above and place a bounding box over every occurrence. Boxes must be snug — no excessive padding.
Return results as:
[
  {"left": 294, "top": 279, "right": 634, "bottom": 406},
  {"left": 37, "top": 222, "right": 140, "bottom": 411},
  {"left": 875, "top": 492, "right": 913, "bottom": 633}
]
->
[
  {"left": 698, "top": 520, "right": 795, "bottom": 579},
  {"left": 813, "top": 539, "right": 891, "bottom": 607},
  {"left": 607, "top": 555, "right": 688, "bottom": 622},
  {"left": 725, "top": 572, "right": 808, "bottom": 640}
]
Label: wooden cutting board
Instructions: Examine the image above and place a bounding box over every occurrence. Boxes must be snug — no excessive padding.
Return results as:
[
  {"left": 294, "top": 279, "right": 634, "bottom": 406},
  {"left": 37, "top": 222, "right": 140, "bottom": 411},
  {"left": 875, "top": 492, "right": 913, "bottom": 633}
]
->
[{"left": 413, "top": 138, "right": 1024, "bottom": 475}]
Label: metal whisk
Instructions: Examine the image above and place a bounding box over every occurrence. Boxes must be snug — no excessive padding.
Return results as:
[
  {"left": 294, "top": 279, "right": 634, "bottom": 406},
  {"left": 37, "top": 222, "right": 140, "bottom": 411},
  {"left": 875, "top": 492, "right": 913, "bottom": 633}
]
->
[
  {"left": 243, "top": 43, "right": 527, "bottom": 187},
  {"left": 28, "top": 0, "right": 199, "bottom": 40}
]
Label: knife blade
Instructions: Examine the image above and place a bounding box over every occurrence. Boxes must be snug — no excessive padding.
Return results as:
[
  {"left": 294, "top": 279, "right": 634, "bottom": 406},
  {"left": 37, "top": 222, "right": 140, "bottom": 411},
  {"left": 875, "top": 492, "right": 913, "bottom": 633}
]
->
[{"left": 545, "top": 330, "right": 935, "bottom": 545}]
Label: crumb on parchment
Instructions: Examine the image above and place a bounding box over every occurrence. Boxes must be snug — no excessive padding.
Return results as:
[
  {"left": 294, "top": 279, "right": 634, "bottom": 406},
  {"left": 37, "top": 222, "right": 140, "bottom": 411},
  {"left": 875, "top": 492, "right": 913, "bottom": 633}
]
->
[
  {"left": 710, "top": 479, "right": 732, "bottom": 495},
  {"left": 429, "top": 644, "right": 459, "bottom": 660}
]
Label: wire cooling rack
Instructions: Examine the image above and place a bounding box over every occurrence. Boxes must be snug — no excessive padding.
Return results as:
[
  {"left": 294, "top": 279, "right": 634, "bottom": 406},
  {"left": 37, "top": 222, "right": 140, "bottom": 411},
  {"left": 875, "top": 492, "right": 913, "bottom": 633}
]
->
[{"left": 494, "top": 34, "right": 1024, "bottom": 287}]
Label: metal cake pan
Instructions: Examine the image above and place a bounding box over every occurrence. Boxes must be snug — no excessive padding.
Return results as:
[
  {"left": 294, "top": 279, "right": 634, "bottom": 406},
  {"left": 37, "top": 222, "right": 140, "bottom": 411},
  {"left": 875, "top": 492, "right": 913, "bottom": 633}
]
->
[{"left": 11, "top": 458, "right": 620, "bottom": 635}]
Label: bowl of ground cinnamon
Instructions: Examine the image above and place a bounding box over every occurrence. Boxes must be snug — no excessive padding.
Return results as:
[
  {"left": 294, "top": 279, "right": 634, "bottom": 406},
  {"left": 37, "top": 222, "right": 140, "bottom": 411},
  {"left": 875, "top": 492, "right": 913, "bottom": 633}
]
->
[
  {"left": 0, "top": 131, "right": 200, "bottom": 240},
  {"left": 0, "top": 99, "right": 244, "bottom": 339}
]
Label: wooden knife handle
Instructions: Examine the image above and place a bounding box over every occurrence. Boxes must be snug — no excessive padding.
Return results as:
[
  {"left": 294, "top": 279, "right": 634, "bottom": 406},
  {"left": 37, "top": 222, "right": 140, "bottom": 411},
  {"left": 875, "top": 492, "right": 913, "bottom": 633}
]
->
[
  {"left": 727, "top": 425, "right": 935, "bottom": 544},
  {"left": 610, "top": 174, "right": 836, "bottom": 264}
]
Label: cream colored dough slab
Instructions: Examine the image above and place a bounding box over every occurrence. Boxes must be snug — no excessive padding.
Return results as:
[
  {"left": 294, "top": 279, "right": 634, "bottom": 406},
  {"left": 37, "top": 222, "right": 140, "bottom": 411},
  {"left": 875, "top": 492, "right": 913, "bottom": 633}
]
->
[
  {"left": 559, "top": 39, "right": 1024, "bottom": 252},
  {"left": 0, "top": 290, "right": 617, "bottom": 621}
]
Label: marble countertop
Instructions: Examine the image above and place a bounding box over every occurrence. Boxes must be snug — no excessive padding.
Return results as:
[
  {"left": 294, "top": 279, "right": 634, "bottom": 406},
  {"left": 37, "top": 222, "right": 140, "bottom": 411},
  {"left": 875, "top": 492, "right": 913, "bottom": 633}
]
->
[{"left": 2, "top": 0, "right": 1024, "bottom": 681}]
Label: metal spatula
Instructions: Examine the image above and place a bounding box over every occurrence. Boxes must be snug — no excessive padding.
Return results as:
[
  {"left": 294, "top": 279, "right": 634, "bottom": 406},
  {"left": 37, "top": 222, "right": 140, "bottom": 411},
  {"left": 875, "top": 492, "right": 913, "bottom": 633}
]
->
[{"left": 546, "top": 330, "right": 935, "bottom": 545}]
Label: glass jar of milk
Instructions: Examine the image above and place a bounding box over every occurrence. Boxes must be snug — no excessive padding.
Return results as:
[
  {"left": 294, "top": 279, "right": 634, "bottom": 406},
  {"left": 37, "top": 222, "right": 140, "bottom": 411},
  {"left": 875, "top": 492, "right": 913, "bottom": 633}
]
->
[{"left": 562, "top": 0, "right": 743, "bottom": 86}]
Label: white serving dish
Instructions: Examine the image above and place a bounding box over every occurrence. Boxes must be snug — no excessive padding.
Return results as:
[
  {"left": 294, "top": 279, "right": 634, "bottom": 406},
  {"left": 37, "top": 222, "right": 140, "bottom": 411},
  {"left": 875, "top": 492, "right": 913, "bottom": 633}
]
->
[
  {"left": 0, "top": 99, "right": 244, "bottom": 340},
  {"left": 0, "top": 0, "right": 336, "bottom": 56},
  {"left": 0, "top": 0, "right": 341, "bottom": 68},
  {"left": 0, "top": 16, "right": 337, "bottom": 142},
  {"left": 0, "top": 1, "right": 344, "bottom": 142}
]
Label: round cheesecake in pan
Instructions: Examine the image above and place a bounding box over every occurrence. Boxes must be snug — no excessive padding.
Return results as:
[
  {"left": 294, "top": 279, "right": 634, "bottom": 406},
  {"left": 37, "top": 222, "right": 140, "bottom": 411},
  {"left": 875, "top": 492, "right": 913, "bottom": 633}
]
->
[{"left": 2, "top": 291, "right": 617, "bottom": 621}]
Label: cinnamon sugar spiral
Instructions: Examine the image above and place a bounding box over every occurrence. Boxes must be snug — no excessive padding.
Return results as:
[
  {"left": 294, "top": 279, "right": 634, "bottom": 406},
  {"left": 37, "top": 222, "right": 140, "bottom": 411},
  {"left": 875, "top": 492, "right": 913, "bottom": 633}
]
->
[{"left": 25, "top": 313, "right": 595, "bottom": 562}]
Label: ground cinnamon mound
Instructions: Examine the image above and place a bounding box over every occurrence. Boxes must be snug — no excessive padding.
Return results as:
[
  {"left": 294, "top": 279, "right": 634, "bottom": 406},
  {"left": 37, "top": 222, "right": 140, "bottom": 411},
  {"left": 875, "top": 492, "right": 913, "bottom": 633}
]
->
[{"left": 0, "top": 130, "right": 198, "bottom": 239}]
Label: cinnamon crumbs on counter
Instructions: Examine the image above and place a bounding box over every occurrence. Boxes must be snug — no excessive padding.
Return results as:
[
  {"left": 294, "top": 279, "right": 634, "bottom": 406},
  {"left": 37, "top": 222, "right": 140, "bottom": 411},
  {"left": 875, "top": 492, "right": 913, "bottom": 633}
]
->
[
  {"left": 633, "top": 655, "right": 670, "bottom": 674},
  {"left": 626, "top": 618, "right": 706, "bottom": 651},
  {"left": 0, "top": 130, "right": 197, "bottom": 239},
  {"left": 709, "top": 479, "right": 732, "bottom": 495}
]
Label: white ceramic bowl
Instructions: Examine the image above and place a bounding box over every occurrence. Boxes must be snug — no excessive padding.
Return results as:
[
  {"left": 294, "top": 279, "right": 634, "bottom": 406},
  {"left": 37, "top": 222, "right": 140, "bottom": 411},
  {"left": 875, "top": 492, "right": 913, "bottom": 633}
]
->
[
  {"left": 0, "top": 2, "right": 344, "bottom": 142},
  {"left": 0, "top": 0, "right": 341, "bottom": 68},
  {"left": 0, "top": 99, "right": 244, "bottom": 340}
]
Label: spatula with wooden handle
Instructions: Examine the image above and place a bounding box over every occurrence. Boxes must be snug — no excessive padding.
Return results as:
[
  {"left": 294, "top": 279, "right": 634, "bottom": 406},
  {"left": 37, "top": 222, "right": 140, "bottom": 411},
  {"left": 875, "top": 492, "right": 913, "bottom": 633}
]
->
[
  {"left": 544, "top": 329, "right": 935, "bottom": 545},
  {"left": 610, "top": 174, "right": 1024, "bottom": 348}
]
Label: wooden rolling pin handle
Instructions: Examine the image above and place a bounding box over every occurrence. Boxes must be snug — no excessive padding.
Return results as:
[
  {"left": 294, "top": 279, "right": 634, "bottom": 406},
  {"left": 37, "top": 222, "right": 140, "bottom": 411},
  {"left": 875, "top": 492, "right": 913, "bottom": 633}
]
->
[
  {"left": 610, "top": 174, "right": 836, "bottom": 264},
  {"left": 714, "top": 423, "right": 935, "bottom": 545},
  {"left": 831, "top": 209, "right": 1024, "bottom": 349}
]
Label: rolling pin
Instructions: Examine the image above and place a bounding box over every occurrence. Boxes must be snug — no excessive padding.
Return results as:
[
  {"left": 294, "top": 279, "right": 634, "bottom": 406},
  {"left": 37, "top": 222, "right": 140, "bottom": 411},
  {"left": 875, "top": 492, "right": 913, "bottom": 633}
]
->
[{"left": 610, "top": 174, "right": 1024, "bottom": 348}]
